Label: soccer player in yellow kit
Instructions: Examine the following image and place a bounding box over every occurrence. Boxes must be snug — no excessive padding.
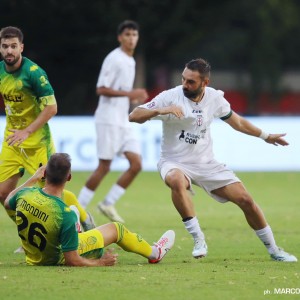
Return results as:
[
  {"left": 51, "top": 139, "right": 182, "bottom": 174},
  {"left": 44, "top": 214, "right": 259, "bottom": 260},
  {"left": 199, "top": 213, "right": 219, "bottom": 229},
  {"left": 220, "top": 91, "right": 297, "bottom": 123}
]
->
[
  {"left": 4, "top": 153, "right": 175, "bottom": 266},
  {"left": 0, "top": 26, "right": 94, "bottom": 233}
]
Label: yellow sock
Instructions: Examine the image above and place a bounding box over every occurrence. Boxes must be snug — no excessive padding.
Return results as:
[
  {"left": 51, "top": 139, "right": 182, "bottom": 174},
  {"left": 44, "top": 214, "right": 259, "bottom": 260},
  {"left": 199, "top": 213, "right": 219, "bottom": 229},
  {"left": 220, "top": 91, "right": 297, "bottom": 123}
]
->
[
  {"left": 62, "top": 189, "right": 87, "bottom": 223},
  {"left": 114, "top": 222, "right": 153, "bottom": 258}
]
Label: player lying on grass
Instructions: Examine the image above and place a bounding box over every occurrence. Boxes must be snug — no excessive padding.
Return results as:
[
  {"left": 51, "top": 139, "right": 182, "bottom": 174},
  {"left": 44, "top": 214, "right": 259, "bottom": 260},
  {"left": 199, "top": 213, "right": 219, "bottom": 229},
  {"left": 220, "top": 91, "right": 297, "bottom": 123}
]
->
[
  {"left": 11, "top": 186, "right": 96, "bottom": 254},
  {"left": 4, "top": 153, "right": 175, "bottom": 266},
  {"left": 9, "top": 188, "right": 96, "bottom": 233},
  {"left": 12, "top": 188, "right": 96, "bottom": 254}
]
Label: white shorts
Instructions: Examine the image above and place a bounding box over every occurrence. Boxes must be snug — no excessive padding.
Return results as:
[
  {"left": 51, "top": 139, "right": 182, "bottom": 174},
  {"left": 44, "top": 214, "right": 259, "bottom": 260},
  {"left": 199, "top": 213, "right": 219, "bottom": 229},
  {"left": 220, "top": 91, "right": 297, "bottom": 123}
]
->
[
  {"left": 95, "top": 124, "right": 141, "bottom": 160},
  {"left": 158, "top": 159, "right": 240, "bottom": 203}
]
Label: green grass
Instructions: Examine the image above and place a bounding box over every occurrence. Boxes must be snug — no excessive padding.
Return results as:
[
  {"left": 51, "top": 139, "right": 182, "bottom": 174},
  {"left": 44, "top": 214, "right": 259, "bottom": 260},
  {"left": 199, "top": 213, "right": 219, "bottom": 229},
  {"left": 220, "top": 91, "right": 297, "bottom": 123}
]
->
[{"left": 0, "top": 172, "right": 299, "bottom": 300}]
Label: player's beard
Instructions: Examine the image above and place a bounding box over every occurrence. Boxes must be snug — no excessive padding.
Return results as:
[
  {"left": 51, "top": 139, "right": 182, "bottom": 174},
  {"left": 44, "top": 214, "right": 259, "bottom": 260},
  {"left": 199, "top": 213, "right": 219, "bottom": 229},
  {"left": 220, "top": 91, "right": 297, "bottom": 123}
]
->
[
  {"left": 4, "top": 54, "right": 21, "bottom": 66},
  {"left": 183, "top": 86, "right": 204, "bottom": 101}
]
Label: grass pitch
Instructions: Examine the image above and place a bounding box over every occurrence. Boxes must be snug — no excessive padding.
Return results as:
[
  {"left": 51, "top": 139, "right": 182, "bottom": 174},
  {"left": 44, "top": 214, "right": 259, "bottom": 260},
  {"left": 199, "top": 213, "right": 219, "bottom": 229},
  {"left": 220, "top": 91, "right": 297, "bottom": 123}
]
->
[{"left": 0, "top": 171, "right": 299, "bottom": 300}]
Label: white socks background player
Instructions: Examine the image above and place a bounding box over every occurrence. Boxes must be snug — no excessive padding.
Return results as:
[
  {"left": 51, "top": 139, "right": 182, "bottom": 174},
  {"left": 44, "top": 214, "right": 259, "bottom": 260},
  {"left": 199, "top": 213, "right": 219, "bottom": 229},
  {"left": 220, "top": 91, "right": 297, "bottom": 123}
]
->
[
  {"left": 78, "top": 184, "right": 125, "bottom": 209},
  {"left": 78, "top": 184, "right": 125, "bottom": 223}
]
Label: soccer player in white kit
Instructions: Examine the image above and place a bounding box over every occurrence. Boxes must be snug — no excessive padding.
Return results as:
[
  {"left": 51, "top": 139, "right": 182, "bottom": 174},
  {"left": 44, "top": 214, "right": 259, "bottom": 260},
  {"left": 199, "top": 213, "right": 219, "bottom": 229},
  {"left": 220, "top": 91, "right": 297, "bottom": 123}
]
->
[
  {"left": 129, "top": 58, "right": 297, "bottom": 262},
  {"left": 78, "top": 20, "right": 148, "bottom": 223}
]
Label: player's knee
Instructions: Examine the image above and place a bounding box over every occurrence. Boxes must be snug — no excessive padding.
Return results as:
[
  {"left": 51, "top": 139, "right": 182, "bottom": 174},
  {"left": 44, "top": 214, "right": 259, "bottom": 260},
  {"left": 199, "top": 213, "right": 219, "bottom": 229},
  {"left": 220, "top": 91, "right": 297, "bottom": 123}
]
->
[
  {"left": 235, "top": 193, "right": 254, "bottom": 209},
  {"left": 130, "top": 159, "right": 142, "bottom": 174},
  {"left": 98, "top": 162, "right": 111, "bottom": 174},
  {"left": 165, "top": 170, "right": 188, "bottom": 190}
]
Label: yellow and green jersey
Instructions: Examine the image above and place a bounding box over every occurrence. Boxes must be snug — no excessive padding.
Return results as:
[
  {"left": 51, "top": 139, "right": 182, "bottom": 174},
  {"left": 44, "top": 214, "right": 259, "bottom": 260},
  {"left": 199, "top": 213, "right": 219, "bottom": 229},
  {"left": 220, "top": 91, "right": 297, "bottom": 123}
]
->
[
  {"left": 0, "top": 57, "right": 56, "bottom": 148},
  {"left": 9, "top": 187, "right": 78, "bottom": 266}
]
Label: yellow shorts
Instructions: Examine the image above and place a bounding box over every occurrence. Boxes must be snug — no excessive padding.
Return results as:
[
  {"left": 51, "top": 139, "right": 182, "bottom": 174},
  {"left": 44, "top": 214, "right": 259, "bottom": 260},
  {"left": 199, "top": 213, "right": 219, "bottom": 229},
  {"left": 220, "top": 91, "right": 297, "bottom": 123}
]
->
[
  {"left": 78, "top": 229, "right": 104, "bottom": 259},
  {"left": 0, "top": 141, "right": 55, "bottom": 183}
]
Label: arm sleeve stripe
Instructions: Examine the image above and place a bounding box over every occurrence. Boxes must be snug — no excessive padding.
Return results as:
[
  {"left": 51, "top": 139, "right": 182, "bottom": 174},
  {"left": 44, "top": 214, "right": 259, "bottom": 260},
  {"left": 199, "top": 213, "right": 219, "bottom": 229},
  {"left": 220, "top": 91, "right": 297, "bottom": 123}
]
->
[{"left": 220, "top": 110, "right": 233, "bottom": 121}]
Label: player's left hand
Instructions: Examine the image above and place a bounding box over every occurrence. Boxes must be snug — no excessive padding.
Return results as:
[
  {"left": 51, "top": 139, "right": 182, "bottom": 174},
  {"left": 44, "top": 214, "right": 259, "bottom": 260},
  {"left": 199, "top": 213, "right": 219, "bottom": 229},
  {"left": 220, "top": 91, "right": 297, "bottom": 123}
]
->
[
  {"left": 6, "top": 128, "right": 31, "bottom": 146},
  {"left": 265, "top": 133, "right": 289, "bottom": 146}
]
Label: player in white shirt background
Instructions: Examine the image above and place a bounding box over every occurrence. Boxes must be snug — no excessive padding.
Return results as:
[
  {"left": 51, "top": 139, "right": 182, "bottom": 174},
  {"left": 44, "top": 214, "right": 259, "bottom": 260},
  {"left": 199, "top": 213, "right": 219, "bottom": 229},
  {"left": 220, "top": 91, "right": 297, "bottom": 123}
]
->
[
  {"left": 129, "top": 58, "right": 297, "bottom": 262},
  {"left": 78, "top": 20, "right": 148, "bottom": 223}
]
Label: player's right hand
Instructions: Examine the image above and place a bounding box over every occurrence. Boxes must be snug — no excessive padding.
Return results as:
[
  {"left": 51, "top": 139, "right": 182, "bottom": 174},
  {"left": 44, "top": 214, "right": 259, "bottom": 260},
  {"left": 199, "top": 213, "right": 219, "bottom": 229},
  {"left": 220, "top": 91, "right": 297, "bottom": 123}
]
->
[{"left": 98, "top": 248, "right": 118, "bottom": 266}]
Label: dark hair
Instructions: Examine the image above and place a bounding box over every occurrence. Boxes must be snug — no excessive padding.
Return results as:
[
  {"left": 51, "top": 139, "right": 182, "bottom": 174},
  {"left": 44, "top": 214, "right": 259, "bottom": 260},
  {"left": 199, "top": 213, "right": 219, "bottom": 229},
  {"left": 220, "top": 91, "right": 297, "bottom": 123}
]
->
[
  {"left": 185, "top": 58, "right": 211, "bottom": 78},
  {"left": 117, "top": 20, "right": 139, "bottom": 35},
  {"left": 0, "top": 26, "right": 24, "bottom": 43},
  {"left": 46, "top": 153, "right": 71, "bottom": 185}
]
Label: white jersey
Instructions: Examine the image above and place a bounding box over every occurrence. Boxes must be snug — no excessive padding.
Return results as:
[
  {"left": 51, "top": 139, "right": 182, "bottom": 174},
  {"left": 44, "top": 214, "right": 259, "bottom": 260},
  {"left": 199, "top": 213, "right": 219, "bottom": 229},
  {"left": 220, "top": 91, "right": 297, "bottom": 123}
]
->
[
  {"left": 95, "top": 47, "right": 136, "bottom": 127},
  {"left": 139, "top": 86, "right": 232, "bottom": 165}
]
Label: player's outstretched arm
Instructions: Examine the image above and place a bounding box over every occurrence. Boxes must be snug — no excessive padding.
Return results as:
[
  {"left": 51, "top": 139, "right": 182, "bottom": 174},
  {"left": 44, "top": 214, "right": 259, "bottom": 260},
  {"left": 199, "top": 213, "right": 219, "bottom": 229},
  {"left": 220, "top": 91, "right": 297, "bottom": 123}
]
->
[{"left": 224, "top": 111, "right": 289, "bottom": 146}]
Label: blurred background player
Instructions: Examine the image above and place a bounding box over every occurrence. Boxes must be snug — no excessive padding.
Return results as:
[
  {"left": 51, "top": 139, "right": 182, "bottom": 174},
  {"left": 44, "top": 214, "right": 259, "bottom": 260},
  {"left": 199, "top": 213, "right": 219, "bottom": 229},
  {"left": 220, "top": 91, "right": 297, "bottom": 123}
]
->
[
  {"left": 4, "top": 153, "right": 175, "bottom": 266},
  {"left": 0, "top": 26, "right": 95, "bottom": 249},
  {"left": 77, "top": 20, "right": 148, "bottom": 223}
]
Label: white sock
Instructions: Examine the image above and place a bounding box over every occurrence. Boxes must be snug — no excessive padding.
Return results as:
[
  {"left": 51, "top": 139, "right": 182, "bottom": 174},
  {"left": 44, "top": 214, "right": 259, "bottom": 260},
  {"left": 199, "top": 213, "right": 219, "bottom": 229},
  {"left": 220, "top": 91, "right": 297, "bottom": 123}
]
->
[
  {"left": 183, "top": 217, "right": 205, "bottom": 241},
  {"left": 148, "top": 245, "right": 160, "bottom": 260},
  {"left": 255, "top": 225, "right": 277, "bottom": 254},
  {"left": 69, "top": 205, "right": 82, "bottom": 233},
  {"left": 102, "top": 184, "right": 125, "bottom": 206},
  {"left": 78, "top": 186, "right": 95, "bottom": 208}
]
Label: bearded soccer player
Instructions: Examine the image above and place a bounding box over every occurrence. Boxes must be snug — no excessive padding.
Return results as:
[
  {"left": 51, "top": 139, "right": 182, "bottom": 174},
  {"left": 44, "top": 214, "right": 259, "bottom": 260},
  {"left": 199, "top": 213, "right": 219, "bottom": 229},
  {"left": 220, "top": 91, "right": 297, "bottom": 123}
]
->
[
  {"left": 129, "top": 58, "right": 297, "bottom": 262},
  {"left": 0, "top": 26, "right": 94, "bottom": 237}
]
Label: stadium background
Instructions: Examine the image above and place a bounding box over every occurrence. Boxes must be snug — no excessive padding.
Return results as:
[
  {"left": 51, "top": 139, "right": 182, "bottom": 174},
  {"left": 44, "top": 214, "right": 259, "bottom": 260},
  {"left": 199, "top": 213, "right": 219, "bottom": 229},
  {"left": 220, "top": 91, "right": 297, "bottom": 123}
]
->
[{"left": 1, "top": 0, "right": 300, "bottom": 116}]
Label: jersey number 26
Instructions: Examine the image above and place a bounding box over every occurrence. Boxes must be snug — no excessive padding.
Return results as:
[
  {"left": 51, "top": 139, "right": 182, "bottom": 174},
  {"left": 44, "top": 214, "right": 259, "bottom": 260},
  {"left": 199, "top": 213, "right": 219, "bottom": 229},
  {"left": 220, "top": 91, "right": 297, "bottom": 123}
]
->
[{"left": 17, "top": 211, "right": 47, "bottom": 251}]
